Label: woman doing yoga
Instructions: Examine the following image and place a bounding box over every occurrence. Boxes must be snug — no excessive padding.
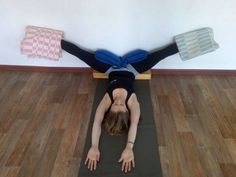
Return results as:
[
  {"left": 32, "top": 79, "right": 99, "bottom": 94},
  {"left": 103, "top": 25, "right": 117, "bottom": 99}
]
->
[{"left": 61, "top": 39, "right": 179, "bottom": 173}]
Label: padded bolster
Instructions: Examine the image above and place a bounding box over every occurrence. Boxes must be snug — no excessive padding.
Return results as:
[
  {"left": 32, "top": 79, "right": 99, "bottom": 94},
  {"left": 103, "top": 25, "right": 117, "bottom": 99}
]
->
[
  {"left": 95, "top": 50, "right": 121, "bottom": 67},
  {"left": 95, "top": 49, "right": 148, "bottom": 68},
  {"left": 122, "top": 49, "right": 148, "bottom": 64}
]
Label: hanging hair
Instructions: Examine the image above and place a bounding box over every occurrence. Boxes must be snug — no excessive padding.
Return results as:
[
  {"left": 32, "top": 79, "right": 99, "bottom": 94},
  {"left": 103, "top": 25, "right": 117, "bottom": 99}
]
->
[{"left": 102, "top": 110, "right": 130, "bottom": 136}]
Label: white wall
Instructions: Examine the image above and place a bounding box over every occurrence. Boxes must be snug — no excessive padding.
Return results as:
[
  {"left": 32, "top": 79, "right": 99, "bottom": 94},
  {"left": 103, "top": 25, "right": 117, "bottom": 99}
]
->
[{"left": 0, "top": 0, "right": 235, "bottom": 69}]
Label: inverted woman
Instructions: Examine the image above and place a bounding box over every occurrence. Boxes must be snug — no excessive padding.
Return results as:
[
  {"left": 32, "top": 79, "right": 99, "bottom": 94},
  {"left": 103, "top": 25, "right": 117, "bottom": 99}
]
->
[{"left": 61, "top": 39, "right": 179, "bottom": 173}]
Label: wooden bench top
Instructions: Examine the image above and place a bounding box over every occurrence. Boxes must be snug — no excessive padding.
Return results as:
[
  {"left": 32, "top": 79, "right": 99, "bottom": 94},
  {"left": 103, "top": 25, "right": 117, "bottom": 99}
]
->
[{"left": 93, "top": 70, "right": 151, "bottom": 80}]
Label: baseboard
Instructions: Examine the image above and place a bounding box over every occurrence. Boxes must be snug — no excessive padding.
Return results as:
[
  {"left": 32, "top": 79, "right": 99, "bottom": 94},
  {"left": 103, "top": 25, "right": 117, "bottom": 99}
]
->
[
  {"left": 0, "top": 65, "right": 92, "bottom": 73},
  {"left": 0, "top": 65, "right": 236, "bottom": 75},
  {"left": 151, "top": 69, "right": 236, "bottom": 75}
]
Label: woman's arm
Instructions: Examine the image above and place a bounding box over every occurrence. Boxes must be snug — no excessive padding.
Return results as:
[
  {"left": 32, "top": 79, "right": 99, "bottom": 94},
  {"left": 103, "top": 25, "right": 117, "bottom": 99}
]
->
[
  {"left": 126, "top": 95, "right": 141, "bottom": 149},
  {"left": 85, "top": 94, "right": 111, "bottom": 171},
  {"left": 91, "top": 94, "right": 111, "bottom": 147},
  {"left": 118, "top": 96, "right": 140, "bottom": 173}
]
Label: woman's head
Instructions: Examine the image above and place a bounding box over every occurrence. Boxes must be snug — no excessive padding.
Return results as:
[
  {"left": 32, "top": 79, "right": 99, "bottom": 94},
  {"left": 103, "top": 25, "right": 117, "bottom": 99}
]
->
[
  {"left": 102, "top": 109, "right": 130, "bottom": 136},
  {"left": 110, "top": 95, "right": 128, "bottom": 113}
]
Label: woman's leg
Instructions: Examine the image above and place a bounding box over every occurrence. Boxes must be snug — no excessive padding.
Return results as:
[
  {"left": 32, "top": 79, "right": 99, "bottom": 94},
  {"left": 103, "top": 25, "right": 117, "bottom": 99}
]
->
[
  {"left": 61, "top": 39, "right": 111, "bottom": 73},
  {"left": 130, "top": 43, "right": 179, "bottom": 73}
]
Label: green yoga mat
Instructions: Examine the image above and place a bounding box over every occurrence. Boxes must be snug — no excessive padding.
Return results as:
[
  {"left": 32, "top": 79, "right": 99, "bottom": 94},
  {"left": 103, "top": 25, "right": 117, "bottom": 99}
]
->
[{"left": 78, "top": 80, "right": 163, "bottom": 177}]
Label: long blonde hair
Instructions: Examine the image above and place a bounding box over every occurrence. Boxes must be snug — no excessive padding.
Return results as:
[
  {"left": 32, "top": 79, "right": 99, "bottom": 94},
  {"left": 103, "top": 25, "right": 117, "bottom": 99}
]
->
[{"left": 102, "top": 110, "right": 130, "bottom": 136}]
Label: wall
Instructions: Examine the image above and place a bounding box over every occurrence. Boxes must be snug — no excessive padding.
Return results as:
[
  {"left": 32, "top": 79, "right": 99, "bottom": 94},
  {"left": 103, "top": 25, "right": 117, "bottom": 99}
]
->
[{"left": 0, "top": 0, "right": 235, "bottom": 69}]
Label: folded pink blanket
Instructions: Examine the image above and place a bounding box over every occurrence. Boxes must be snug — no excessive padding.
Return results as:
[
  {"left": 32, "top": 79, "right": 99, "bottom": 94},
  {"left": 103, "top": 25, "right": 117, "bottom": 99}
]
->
[{"left": 20, "top": 26, "right": 64, "bottom": 60}]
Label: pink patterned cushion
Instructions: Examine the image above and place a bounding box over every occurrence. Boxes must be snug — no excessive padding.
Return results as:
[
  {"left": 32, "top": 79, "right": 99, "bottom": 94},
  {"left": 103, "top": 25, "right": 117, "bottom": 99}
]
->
[{"left": 21, "top": 26, "right": 64, "bottom": 60}]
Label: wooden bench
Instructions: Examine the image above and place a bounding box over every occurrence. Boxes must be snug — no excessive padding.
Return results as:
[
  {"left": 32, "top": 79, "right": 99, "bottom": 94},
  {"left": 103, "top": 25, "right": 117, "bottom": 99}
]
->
[{"left": 93, "top": 70, "right": 151, "bottom": 80}]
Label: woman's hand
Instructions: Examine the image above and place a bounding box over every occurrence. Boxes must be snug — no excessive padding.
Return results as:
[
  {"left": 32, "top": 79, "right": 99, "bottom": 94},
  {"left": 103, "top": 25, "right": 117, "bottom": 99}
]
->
[
  {"left": 118, "top": 147, "right": 135, "bottom": 173},
  {"left": 85, "top": 145, "right": 100, "bottom": 171}
]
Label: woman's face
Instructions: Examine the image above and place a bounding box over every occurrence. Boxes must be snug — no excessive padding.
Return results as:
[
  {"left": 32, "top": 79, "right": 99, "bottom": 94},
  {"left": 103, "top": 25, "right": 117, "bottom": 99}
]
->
[{"left": 110, "top": 98, "right": 128, "bottom": 113}]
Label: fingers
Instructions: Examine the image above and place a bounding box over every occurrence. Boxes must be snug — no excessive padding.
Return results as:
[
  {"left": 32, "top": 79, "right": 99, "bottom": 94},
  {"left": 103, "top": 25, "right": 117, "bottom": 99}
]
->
[
  {"left": 132, "top": 159, "right": 135, "bottom": 168},
  {"left": 128, "top": 162, "right": 131, "bottom": 172},
  {"left": 88, "top": 159, "right": 91, "bottom": 170},
  {"left": 96, "top": 154, "right": 100, "bottom": 162},
  {"left": 90, "top": 160, "right": 96, "bottom": 171},
  {"left": 90, "top": 160, "right": 94, "bottom": 171},
  {"left": 94, "top": 160, "right": 97, "bottom": 170},
  {"left": 121, "top": 161, "right": 125, "bottom": 171},
  {"left": 86, "top": 159, "right": 98, "bottom": 171},
  {"left": 85, "top": 156, "right": 88, "bottom": 165},
  {"left": 121, "top": 160, "right": 135, "bottom": 173},
  {"left": 125, "top": 162, "right": 128, "bottom": 173},
  {"left": 123, "top": 162, "right": 131, "bottom": 173}
]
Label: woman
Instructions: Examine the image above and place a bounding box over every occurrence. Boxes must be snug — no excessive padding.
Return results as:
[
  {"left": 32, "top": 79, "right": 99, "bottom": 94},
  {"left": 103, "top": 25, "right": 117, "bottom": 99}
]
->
[{"left": 61, "top": 39, "right": 179, "bottom": 173}]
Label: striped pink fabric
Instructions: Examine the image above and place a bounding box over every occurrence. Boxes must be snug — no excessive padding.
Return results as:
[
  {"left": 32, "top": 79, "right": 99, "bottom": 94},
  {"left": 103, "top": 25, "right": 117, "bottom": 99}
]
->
[{"left": 20, "top": 26, "right": 64, "bottom": 60}]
